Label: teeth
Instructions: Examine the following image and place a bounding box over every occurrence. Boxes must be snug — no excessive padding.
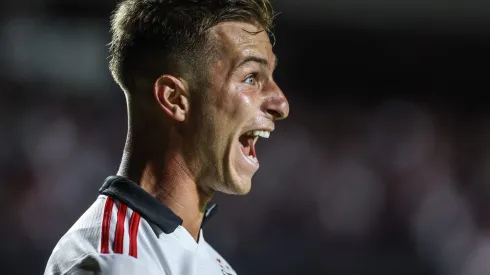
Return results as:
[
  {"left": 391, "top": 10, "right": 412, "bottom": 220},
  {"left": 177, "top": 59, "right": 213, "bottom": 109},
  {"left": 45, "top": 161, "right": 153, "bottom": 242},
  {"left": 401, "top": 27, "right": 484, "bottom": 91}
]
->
[
  {"left": 246, "top": 130, "right": 271, "bottom": 139},
  {"left": 246, "top": 155, "right": 258, "bottom": 163}
]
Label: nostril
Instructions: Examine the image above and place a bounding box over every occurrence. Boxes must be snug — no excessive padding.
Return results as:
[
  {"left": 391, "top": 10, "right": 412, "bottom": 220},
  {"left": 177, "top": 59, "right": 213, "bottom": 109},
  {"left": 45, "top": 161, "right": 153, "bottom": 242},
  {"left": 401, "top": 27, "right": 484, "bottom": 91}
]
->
[{"left": 267, "top": 109, "right": 282, "bottom": 120}]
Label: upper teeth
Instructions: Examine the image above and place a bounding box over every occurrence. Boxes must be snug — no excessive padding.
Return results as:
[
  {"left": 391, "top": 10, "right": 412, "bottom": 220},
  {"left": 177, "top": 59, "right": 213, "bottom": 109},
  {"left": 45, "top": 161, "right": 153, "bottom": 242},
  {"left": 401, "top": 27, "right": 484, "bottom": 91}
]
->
[{"left": 247, "top": 130, "right": 270, "bottom": 138}]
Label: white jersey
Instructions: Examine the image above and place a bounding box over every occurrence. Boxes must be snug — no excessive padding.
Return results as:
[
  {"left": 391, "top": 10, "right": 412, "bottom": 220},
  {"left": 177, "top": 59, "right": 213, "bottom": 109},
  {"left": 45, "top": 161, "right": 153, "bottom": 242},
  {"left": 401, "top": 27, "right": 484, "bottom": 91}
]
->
[{"left": 44, "top": 176, "right": 237, "bottom": 275}]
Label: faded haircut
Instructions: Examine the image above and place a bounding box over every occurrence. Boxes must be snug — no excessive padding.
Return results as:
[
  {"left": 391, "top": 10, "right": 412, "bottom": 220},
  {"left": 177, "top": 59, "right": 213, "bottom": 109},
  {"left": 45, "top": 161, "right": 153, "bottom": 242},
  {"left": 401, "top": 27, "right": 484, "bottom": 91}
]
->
[{"left": 109, "top": 0, "right": 276, "bottom": 94}]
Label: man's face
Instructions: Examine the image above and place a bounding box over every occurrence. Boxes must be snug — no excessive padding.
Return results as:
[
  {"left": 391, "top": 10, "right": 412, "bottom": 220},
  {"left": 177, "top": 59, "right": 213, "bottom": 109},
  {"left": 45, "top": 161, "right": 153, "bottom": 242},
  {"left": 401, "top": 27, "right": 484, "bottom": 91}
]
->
[{"left": 190, "top": 21, "right": 289, "bottom": 195}]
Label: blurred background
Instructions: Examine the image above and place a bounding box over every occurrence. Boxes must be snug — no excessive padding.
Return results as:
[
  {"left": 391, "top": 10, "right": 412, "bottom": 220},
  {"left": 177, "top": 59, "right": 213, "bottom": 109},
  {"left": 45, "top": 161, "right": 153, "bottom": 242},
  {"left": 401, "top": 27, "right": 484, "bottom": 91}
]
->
[{"left": 1, "top": 0, "right": 490, "bottom": 274}]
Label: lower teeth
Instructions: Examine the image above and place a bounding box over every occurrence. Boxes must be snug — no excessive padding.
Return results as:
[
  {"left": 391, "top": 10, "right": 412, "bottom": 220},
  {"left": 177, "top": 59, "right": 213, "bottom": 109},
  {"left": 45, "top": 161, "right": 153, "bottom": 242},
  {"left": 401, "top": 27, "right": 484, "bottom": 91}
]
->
[{"left": 247, "top": 155, "right": 257, "bottom": 163}]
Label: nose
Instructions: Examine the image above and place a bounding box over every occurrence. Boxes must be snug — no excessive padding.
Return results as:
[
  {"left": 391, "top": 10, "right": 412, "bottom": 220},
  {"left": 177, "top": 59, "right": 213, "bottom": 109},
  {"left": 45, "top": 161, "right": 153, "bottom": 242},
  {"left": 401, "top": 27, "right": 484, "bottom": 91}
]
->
[{"left": 262, "top": 82, "right": 289, "bottom": 121}]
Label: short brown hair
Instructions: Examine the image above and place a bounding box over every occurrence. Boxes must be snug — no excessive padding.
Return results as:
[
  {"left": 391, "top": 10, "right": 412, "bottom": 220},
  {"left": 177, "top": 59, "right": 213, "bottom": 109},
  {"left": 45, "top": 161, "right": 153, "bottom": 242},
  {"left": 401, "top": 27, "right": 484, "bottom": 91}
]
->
[{"left": 109, "top": 0, "right": 276, "bottom": 93}]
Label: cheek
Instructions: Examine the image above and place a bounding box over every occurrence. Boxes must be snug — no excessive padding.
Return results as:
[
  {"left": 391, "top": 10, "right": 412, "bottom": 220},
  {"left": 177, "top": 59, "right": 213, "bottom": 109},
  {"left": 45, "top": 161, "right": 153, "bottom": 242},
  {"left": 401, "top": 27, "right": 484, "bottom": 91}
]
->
[
  {"left": 239, "top": 91, "right": 253, "bottom": 106},
  {"left": 212, "top": 83, "right": 257, "bottom": 123},
  {"left": 231, "top": 88, "right": 255, "bottom": 117}
]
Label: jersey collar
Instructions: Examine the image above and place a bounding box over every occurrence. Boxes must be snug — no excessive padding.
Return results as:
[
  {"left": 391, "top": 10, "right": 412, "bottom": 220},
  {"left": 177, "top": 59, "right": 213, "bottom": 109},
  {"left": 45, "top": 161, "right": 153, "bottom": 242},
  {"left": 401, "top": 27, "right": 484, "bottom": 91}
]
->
[{"left": 99, "top": 175, "right": 218, "bottom": 234}]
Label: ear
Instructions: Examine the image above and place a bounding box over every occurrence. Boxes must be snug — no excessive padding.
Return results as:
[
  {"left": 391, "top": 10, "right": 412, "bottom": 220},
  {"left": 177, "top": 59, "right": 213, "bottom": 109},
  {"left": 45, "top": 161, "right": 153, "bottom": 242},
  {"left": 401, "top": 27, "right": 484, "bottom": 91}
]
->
[{"left": 154, "top": 75, "right": 190, "bottom": 122}]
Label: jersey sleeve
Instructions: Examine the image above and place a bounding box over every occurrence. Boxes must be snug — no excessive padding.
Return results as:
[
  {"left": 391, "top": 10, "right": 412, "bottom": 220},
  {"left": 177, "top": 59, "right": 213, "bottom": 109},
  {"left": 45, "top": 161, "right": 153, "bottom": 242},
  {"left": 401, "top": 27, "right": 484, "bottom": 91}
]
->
[{"left": 44, "top": 253, "right": 164, "bottom": 275}]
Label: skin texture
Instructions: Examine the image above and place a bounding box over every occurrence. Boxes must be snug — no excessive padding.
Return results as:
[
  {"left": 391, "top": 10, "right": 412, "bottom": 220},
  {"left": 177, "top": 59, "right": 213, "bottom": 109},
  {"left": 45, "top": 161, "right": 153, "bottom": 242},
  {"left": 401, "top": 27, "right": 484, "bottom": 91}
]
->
[{"left": 117, "top": 21, "right": 289, "bottom": 241}]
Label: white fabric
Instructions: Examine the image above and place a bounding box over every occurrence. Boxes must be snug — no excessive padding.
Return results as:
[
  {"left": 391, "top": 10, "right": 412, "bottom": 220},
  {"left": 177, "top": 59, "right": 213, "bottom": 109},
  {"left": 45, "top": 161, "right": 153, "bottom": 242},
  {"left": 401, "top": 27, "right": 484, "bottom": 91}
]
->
[{"left": 44, "top": 196, "right": 237, "bottom": 275}]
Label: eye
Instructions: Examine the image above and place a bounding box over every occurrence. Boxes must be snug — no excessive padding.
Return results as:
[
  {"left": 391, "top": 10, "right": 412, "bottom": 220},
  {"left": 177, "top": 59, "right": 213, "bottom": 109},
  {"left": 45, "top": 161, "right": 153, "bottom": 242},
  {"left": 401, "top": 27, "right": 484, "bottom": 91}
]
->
[{"left": 244, "top": 74, "right": 257, "bottom": 85}]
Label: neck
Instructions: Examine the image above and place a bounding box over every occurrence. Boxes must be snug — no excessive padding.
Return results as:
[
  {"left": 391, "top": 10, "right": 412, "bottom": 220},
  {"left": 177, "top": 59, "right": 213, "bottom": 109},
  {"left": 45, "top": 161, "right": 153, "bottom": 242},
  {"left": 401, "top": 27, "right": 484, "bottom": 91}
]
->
[{"left": 117, "top": 125, "right": 213, "bottom": 241}]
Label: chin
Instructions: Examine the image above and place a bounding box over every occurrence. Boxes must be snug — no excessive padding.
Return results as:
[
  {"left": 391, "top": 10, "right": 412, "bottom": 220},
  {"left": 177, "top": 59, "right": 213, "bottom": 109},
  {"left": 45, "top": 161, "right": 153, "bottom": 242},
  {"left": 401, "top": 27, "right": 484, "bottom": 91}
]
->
[
  {"left": 230, "top": 178, "right": 252, "bottom": 195},
  {"left": 219, "top": 176, "right": 253, "bottom": 195}
]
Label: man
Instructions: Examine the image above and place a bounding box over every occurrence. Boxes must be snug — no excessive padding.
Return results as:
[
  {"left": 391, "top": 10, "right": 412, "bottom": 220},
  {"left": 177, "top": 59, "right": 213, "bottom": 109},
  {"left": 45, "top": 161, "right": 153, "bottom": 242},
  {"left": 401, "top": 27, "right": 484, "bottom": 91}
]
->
[{"left": 44, "top": 0, "right": 289, "bottom": 274}]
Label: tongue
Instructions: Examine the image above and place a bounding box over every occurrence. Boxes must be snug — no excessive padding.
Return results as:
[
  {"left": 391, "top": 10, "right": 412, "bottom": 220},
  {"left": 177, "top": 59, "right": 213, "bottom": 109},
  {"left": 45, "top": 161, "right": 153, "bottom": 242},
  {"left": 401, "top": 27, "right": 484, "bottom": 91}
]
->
[
  {"left": 248, "top": 139, "right": 256, "bottom": 158},
  {"left": 240, "top": 137, "right": 256, "bottom": 158}
]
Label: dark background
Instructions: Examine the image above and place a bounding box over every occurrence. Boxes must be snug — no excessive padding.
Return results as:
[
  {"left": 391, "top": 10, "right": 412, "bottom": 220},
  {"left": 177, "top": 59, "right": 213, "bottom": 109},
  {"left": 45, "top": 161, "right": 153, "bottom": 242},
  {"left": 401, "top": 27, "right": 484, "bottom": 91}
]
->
[{"left": 1, "top": 1, "right": 490, "bottom": 274}]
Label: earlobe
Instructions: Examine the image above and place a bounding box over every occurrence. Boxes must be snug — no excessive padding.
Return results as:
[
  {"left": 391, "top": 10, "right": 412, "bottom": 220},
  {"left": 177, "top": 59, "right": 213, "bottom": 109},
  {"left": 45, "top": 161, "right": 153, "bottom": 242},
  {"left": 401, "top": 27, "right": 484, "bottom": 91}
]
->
[{"left": 154, "top": 75, "right": 189, "bottom": 122}]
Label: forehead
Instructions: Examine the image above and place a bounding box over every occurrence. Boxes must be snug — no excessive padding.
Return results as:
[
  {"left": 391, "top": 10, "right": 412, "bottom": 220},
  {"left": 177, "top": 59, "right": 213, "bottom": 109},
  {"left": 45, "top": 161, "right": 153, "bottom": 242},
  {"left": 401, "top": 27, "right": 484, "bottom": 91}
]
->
[{"left": 208, "top": 21, "right": 275, "bottom": 64}]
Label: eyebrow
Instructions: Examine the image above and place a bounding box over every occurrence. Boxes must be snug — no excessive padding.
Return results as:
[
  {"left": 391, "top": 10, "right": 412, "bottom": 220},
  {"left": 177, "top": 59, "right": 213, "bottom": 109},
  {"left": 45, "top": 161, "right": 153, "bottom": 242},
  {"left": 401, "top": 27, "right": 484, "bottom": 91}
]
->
[{"left": 235, "top": 55, "right": 278, "bottom": 71}]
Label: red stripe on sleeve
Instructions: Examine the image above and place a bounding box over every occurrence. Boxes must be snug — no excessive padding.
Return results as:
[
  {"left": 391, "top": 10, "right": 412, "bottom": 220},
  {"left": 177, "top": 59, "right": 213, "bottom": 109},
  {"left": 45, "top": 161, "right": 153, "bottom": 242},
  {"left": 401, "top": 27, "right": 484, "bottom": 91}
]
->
[
  {"left": 129, "top": 211, "right": 141, "bottom": 258},
  {"left": 101, "top": 197, "right": 114, "bottom": 254},
  {"left": 113, "top": 203, "right": 128, "bottom": 254}
]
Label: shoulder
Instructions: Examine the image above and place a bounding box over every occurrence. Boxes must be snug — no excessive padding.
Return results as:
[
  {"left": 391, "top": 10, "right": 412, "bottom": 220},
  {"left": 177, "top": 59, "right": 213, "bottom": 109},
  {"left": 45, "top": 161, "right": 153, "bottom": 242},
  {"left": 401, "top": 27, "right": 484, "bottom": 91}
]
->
[
  {"left": 47, "top": 196, "right": 107, "bottom": 265},
  {"left": 45, "top": 195, "right": 156, "bottom": 274},
  {"left": 44, "top": 252, "right": 162, "bottom": 275}
]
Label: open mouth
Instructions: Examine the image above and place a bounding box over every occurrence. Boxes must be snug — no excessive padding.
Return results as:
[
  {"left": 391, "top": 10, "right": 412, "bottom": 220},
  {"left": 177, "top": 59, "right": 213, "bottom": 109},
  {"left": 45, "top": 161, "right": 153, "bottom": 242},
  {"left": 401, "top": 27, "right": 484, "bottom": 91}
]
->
[{"left": 238, "top": 130, "right": 271, "bottom": 164}]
